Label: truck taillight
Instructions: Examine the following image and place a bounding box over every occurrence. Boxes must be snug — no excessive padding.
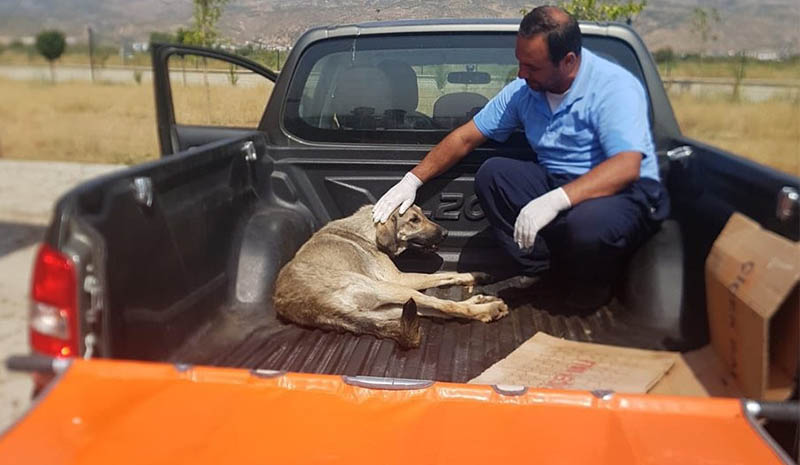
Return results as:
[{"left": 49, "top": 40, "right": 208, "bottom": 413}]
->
[{"left": 30, "top": 244, "right": 78, "bottom": 358}]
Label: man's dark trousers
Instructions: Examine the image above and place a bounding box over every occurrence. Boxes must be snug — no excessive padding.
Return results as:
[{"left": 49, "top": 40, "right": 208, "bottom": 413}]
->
[{"left": 474, "top": 157, "right": 670, "bottom": 287}]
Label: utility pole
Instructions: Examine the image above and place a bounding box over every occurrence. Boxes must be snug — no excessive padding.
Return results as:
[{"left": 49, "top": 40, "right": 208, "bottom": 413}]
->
[{"left": 87, "top": 26, "right": 95, "bottom": 83}]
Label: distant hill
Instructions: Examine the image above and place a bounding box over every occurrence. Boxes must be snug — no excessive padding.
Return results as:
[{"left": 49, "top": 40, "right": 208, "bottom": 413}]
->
[{"left": 1, "top": 0, "right": 797, "bottom": 55}]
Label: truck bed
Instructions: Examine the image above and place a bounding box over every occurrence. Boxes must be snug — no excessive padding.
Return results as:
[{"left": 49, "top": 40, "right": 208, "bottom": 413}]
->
[{"left": 169, "top": 275, "right": 668, "bottom": 383}]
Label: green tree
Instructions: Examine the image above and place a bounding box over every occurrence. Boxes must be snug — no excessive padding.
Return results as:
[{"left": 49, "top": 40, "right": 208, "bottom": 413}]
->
[
  {"left": 149, "top": 31, "right": 177, "bottom": 45},
  {"left": 653, "top": 47, "right": 675, "bottom": 77},
  {"left": 35, "top": 30, "right": 67, "bottom": 82},
  {"left": 652, "top": 47, "right": 674, "bottom": 64},
  {"left": 227, "top": 64, "right": 239, "bottom": 86},
  {"left": 185, "top": 0, "right": 230, "bottom": 47},
  {"left": 522, "top": 1, "right": 647, "bottom": 22},
  {"left": 690, "top": 7, "right": 720, "bottom": 57},
  {"left": 94, "top": 46, "right": 114, "bottom": 68},
  {"left": 562, "top": 0, "right": 646, "bottom": 22},
  {"left": 182, "top": 0, "right": 231, "bottom": 123},
  {"left": 175, "top": 27, "right": 190, "bottom": 45},
  {"left": 434, "top": 65, "right": 448, "bottom": 92},
  {"left": 731, "top": 51, "right": 747, "bottom": 102}
]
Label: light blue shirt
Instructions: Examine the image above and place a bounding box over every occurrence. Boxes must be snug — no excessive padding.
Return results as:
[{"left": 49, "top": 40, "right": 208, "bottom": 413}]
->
[{"left": 473, "top": 49, "right": 659, "bottom": 181}]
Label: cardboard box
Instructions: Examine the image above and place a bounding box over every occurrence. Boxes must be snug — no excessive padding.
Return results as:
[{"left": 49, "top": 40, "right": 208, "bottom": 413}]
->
[
  {"left": 705, "top": 213, "right": 800, "bottom": 400},
  {"left": 651, "top": 346, "right": 744, "bottom": 398}
]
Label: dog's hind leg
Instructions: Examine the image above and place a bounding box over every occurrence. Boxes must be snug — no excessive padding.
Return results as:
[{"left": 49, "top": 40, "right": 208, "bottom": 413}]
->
[
  {"left": 331, "top": 297, "right": 422, "bottom": 348},
  {"left": 278, "top": 273, "right": 503, "bottom": 348},
  {"left": 400, "top": 298, "right": 421, "bottom": 348},
  {"left": 279, "top": 273, "right": 424, "bottom": 348}
]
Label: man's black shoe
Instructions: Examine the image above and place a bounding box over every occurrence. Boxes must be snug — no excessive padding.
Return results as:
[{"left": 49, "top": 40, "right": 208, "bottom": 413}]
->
[{"left": 562, "top": 282, "right": 613, "bottom": 315}]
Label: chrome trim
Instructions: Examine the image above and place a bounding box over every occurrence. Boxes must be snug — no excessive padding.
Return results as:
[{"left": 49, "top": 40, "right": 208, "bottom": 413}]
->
[
  {"left": 342, "top": 375, "right": 433, "bottom": 390},
  {"left": 250, "top": 369, "right": 286, "bottom": 379},
  {"left": 590, "top": 389, "right": 615, "bottom": 401},
  {"left": 492, "top": 384, "right": 528, "bottom": 396},
  {"left": 5, "top": 354, "right": 71, "bottom": 374},
  {"left": 242, "top": 140, "right": 257, "bottom": 162},
  {"left": 173, "top": 363, "right": 193, "bottom": 372},
  {"left": 740, "top": 399, "right": 794, "bottom": 464},
  {"left": 666, "top": 145, "right": 693, "bottom": 162},
  {"left": 776, "top": 186, "right": 799, "bottom": 222},
  {"left": 131, "top": 176, "right": 154, "bottom": 208},
  {"left": 83, "top": 334, "right": 97, "bottom": 360},
  {"left": 744, "top": 400, "right": 762, "bottom": 416}
]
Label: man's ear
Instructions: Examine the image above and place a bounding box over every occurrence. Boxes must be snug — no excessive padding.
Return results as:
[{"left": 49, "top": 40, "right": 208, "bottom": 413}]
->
[
  {"left": 376, "top": 213, "right": 399, "bottom": 256},
  {"left": 561, "top": 51, "right": 578, "bottom": 72}
]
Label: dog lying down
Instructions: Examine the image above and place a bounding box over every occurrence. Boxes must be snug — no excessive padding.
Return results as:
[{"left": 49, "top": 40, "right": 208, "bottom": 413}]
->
[{"left": 273, "top": 205, "right": 509, "bottom": 348}]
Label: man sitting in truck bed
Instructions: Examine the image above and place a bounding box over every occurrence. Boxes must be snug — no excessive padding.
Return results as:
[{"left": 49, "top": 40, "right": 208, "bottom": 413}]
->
[{"left": 373, "top": 5, "right": 669, "bottom": 312}]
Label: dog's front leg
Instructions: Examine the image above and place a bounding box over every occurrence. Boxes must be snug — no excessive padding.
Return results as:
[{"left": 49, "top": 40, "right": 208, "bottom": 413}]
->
[
  {"left": 394, "top": 272, "right": 487, "bottom": 291},
  {"left": 374, "top": 283, "right": 508, "bottom": 323}
]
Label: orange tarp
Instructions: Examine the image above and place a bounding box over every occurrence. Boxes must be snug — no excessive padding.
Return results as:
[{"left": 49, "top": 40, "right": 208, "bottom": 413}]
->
[{"left": 0, "top": 359, "right": 784, "bottom": 464}]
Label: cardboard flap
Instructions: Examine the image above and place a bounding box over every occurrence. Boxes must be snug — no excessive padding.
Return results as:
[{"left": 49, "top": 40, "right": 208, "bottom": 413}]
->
[
  {"left": 706, "top": 213, "right": 800, "bottom": 319},
  {"left": 469, "top": 333, "right": 676, "bottom": 393}
]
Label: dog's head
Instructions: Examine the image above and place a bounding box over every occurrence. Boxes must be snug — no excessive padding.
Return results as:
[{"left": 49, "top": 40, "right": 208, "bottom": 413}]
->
[{"left": 375, "top": 205, "right": 448, "bottom": 257}]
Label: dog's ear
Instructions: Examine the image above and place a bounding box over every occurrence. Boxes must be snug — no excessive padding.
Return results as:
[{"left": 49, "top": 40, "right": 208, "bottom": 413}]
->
[{"left": 375, "top": 212, "right": 399, "bottom": 256}]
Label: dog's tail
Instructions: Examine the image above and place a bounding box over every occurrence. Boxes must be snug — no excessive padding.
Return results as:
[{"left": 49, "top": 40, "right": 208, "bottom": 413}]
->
[{"left": 399, "top": 298, "right": 421, "bottom": 349}]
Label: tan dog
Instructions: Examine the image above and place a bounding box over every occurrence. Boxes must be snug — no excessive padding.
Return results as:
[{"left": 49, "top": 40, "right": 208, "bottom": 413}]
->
[{"left": 273, "top": 205, "right": 509, "bottom": 348}]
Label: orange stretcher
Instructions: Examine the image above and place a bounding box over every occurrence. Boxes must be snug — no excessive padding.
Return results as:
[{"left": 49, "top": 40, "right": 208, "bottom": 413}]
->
[{"left": 0, "top": 358, "right": 789, "bottom": 464}]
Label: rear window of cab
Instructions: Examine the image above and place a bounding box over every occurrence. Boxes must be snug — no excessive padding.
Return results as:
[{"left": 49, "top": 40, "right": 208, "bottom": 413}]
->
[{"left": 283, "top": 32, "right": 647, "bottom": 146}]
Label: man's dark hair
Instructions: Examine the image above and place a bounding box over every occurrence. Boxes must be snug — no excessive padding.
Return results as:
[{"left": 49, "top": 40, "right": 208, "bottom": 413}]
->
[{"left": 519, "top": 5, "right": 582, "bottom": 65}]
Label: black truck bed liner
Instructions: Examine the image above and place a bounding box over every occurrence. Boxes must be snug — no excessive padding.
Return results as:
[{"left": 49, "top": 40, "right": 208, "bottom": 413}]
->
[{"left": 170, "top": 276, "right": 668, "bottom": 383}]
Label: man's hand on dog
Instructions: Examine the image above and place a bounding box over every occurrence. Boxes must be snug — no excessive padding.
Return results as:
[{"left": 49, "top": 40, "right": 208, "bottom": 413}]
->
[
  {"left": 514, "top": 187, "right": 571, "bottom": 249},
  {"left": 373, "top": 172, "right": 423, "bottom": 223}
]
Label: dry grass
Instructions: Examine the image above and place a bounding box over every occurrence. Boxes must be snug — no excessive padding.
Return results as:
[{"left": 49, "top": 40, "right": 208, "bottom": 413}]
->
[
  {"left": 0, "top": 79, "right": 159, "bottom": 164},
  {"left": 171, "top": 81, "right": 272, "bottom": 127},
  {"left": 0, "top": 78, "right": 273, "bottom": 164},
  {"left": 0, "top": 78, "right": 797, "bottom": 177},
  {"left": 658, "top": 59, "right": 800, "bottom": 81},
  {"left": 668, "top": 92, "right": 800, "bottom": 176}
]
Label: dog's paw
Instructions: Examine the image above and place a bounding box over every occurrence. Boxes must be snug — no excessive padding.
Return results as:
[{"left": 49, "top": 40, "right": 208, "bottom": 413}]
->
[
  {"left": 463, "top": 294, "right": 500, "bottom": 304},
  {"left": 468, "top": 272, "right": 494, "bottom": 285},
  {"left": 464, "top": 295, "right": 509, "bottom": 322},
  {"left": 492, "top": 300, "right": 510, "bottom": 320}
]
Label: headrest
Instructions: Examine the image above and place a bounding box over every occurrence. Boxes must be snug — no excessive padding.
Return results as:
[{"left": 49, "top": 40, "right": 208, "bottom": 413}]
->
[
  {"left": 432, "top": 92, "right": 490, "bottom": 129},
  {"left": 378, "top": 60, "right": 420, "bottom": 112},
  {"left": 332, "top": 67, "right": 394, "bottom": 117},
  {"left": 433, "top": 92, "right": 489, "bottom": 117}
]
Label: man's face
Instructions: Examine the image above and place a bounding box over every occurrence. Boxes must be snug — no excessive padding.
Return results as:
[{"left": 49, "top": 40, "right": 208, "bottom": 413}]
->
[{"left": 515, "top": 34, "right": 566, "bottom": 93}]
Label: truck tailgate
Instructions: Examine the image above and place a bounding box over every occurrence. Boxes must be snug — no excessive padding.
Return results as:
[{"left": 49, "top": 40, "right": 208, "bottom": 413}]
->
[{"left": 0, "top": 358, "right": 783, "bottom": 464}]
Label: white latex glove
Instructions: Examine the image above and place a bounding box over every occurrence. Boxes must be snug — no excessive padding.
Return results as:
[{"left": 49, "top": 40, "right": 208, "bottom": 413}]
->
[
  {"left": 513, "top": 187, "right": 572, "bottom": 250},
  {"left": 372, "top": 172, "right": 423, "bottom": 223}
]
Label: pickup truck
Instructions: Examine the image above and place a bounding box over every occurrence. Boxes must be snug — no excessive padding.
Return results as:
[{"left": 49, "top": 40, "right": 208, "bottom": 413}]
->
[{"left": 4, "top": 19, "right": 799, "bottom": 462}]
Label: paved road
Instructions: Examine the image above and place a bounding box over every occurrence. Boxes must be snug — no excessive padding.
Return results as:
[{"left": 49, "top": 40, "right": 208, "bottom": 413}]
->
[
  {"left": 1, "top": 64, "right": 798, "bottom": 102},
  {"left": 0, "top": 160, "right": 124, "bottom": 433},
  {"left": 0, "top": 64, "right": 273, "bottom": 88}
]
